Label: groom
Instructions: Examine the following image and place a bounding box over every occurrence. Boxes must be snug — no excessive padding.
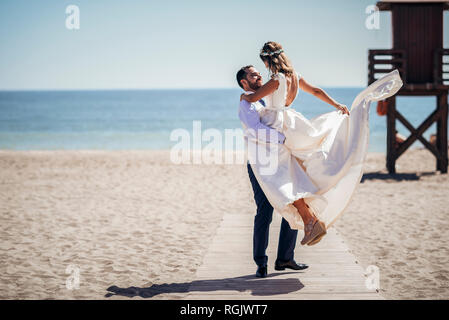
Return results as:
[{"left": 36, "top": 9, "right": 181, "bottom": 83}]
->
[{"left": 236, "top": 65, "right": 308, "bottom": 278}]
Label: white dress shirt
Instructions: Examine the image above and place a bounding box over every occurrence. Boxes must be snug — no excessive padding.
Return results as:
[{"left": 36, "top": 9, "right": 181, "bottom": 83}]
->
[{"left": 238, "top": 95, "right": 286, "bottom": 144}]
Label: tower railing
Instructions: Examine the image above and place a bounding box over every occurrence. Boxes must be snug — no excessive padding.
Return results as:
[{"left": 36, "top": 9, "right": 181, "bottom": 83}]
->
[
  {"left": 368, "top": 49, "right": 407, "bottom": 85},
  {"left": 434, "top": 48, "right": 449, "bottom": 87}
]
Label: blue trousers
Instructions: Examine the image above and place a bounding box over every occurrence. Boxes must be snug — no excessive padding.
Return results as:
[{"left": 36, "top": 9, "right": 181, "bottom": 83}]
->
[{"left": 247, "top": 163, "right": 298, "bottom": 267}]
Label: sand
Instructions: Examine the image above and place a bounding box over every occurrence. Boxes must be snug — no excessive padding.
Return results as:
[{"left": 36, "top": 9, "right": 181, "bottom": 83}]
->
[
  {"left": 334, "top": 148, "right": 449, "bottom": 299},
  {"left": 0, "top": 149, "right": 448, "bottom": 299},
  {"left": 0, "top": 150, "right": 253, "bottom": 299}
]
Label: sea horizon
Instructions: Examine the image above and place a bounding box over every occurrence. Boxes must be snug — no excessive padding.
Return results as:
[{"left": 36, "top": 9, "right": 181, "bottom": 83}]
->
[
  {"left": 0, "top": 88, "right": 442, "bottom": 153},
  {"left": 0, "top": 86, "right": 367, "bottom": 92}
]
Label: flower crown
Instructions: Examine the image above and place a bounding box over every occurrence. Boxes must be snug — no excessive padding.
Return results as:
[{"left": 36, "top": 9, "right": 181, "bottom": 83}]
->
[{"left": 260, "top": 49, "right": 284, "bottom": 57}]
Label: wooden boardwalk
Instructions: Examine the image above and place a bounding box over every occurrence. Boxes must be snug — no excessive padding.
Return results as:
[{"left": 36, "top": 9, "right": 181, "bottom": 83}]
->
[{"left": 183, "top": 211, "right": 383, "bottom": 300}]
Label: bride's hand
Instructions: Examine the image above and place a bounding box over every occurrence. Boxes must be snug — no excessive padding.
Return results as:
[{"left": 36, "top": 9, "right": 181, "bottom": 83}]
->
[
  {"left": 240, "top": 93, "right": 249, "bottom": 101},
  {"left": 335, "top": 103, "right": 350, "bottom": 116}
]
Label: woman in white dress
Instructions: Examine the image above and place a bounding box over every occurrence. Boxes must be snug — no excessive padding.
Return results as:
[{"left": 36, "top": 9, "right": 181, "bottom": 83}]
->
[{"left": 241, "top": 41, "right": 403, "bottom": 246}]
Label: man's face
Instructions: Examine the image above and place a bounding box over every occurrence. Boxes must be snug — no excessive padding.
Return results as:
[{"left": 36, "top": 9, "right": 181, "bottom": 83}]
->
[{"left": 244, "top": 67, "right": 263, "bottom": 91}]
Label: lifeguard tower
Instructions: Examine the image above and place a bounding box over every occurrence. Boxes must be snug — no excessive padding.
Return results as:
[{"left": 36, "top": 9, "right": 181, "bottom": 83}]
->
[{"left": 368, "top": 0, "right": 449, "bottom": 173}]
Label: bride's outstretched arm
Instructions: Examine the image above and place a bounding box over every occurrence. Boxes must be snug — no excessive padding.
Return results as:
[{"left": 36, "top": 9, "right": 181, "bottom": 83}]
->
[
  {"left": 299, "top": 77, "right": 350, "bottom": 115},
  {"left": 240, "top": 78, "right": 279, "bottom": 103}
]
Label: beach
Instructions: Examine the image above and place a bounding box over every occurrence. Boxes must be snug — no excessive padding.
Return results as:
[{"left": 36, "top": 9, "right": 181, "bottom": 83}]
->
[
  {"left": 0, "top": 148, "right": 448, "bottom": 299},
  {"left": 335, "top": 148, "right": 449, "bottom": 299}
]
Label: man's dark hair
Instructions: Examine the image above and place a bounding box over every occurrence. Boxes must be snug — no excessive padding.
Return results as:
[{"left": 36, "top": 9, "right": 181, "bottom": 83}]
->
[{"left": 236, "top": 65, "right": 253, "bottom": 89}]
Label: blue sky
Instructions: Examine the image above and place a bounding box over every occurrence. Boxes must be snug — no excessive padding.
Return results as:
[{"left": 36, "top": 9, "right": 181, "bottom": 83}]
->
[{"left": 0, "top": 0, "right": 448, "bottom": 90}]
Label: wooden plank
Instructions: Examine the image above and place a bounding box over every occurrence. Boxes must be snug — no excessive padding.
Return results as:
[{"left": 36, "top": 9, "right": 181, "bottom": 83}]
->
[
  {"left": 194, "top": 269, "right": 367, "bottom": 278},
  {"left": 182, "top": 211, "right": 384, "bottom": 300},
  {"left": 185, "top": 293, "right": 382, "bottom": 300}
]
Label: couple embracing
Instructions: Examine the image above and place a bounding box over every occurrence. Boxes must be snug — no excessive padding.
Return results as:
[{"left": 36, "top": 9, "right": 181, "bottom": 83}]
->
[{"left": 236, "top": 41, "right": 403, "bottom": 277}]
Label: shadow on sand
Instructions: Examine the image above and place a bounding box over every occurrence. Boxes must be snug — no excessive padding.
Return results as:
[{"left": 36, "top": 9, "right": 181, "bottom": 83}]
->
[
  {"left": 105, "top": 272, "right": 304, "bottom": 298},
  {"left": 361, "top": 171, "right": 436, "bottom": 182}
]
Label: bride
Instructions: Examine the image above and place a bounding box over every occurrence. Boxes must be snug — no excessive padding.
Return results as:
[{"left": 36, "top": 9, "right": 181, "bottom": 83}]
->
[{"left": 241, "top": 41, "right": 403, "bottom": 246}]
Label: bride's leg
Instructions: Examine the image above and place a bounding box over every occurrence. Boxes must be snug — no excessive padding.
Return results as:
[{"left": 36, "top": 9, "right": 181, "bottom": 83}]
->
[
  {"left": 293, "top": 198, "right": 325, "bottom": 245},
  {"left": 292, "top": 198, "right": 316, "bottom": 225}
]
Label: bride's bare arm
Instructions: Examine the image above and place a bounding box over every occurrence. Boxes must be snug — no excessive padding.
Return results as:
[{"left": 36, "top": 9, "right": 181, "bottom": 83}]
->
[
  {"left": 240, "top": 79, "right": 279, "bottom": 103},
  {"left": 299, "top": 77, "right": 350, "bottom": 115}
]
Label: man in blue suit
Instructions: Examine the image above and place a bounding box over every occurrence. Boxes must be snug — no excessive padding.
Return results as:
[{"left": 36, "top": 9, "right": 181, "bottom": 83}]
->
[{"left": 236, "top": 65, "right": 309, "bottom": 278}]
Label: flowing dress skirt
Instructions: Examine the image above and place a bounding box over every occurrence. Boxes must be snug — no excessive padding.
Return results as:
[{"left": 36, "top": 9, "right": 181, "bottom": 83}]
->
[{"left": 246, "top": 70, "right": 403, "bottom": 230}]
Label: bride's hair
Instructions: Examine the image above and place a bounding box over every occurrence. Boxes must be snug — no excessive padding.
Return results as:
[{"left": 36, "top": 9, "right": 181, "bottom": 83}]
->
[{"left": 259, "top": 41, "right": 294, "bottom": 76}]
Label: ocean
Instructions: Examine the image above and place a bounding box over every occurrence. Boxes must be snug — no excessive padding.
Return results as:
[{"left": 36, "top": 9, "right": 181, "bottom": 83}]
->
[{"left": 0, "top": 89, "right": 441, "bottom": 153}]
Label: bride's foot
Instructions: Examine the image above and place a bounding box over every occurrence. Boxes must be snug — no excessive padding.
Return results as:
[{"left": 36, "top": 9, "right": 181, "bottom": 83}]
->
[
  {"left": 300, "top": 218, "right": 326, "bottom": 246},
  {"left": 307, "top": 228, "right": 326, "bottom": 246}
]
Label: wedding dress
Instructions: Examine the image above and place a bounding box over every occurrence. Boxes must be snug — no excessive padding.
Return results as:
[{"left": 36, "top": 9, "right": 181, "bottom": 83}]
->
[{"left": 246, "top": 69, "right": 403, "bottom": 230}]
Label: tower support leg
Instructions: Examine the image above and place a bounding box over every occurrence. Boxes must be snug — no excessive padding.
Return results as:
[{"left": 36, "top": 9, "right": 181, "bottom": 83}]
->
[
  {"left": 386, "top": 97, "right": 397, "bottom": 174},
  {"left": 437, "top": 92, "right": 448, "bottom": 174}
]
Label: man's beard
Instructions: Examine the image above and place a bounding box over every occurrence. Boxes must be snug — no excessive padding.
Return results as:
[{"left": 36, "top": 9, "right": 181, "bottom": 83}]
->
[{"left": 248, "top": 81, "right": 262, "bottom": 91}]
